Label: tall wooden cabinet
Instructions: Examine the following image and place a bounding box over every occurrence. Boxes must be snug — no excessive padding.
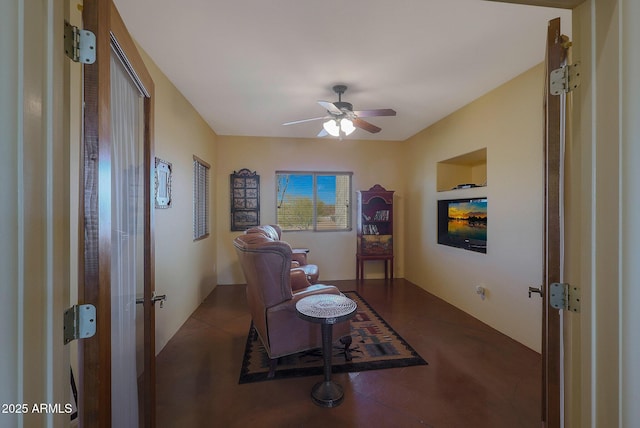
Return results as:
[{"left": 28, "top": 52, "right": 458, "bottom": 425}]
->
[{"left": 356, "top": 184, "right": 394, "bottom": 280}]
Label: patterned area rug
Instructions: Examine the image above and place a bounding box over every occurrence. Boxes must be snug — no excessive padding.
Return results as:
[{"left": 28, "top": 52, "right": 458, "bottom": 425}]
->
[{"left": 238, "top": 291, "right": 427, "bottom": 384}]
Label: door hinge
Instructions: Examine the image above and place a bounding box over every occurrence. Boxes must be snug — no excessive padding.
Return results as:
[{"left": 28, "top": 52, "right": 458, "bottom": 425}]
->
[
  {"left": 550, "top": 62, "right": 581, "bottom": 95},
  {"left": 64, "top": 21, "right": 96, "bottom": 64},
  {"left": 549, "top": 283, "right": 581, "bottom": 313},
  {"left": 63, "top": 304, "right": 97, "bottom": 344}
]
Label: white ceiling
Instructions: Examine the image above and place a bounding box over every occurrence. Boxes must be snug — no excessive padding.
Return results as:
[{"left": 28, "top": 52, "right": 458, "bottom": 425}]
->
[{"left": 114, "top": 0, "right": 571, "bottom": 141}]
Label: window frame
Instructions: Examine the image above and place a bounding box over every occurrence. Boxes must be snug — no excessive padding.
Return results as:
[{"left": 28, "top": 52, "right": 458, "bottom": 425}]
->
[{"left": 275, "top": 171, "right": 353, "bottom": 232}]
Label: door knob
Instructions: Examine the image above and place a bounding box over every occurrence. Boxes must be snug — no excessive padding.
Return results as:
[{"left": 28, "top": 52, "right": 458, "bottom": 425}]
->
[{"left": 528, "top": 286, "right": 543, "bottom": 298}]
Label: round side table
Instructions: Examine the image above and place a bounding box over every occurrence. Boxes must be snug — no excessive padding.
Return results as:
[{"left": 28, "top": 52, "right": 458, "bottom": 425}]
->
[{"left": 295, "top": 294, "right": 357, "bottom": 408}]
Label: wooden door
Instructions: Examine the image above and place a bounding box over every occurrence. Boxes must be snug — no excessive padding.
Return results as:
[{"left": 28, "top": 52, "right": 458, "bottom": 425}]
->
[
  {"left": 79, "top": 2, "right": 156, "bottom": 426},
  {"left": 541, "top": 17, "right": 568, "bottom": 428}
]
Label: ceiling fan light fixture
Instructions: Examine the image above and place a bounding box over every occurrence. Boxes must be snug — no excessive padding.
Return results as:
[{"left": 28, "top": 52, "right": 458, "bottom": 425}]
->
[
  {"left": 323, "top": 119, "right": 340, "bottom": 137},
  {"left": 284, "top": 84, "right": 395, "bottom": 136},
  {"left": 341, "top": 118, "right": 355, "bottom": 135}
]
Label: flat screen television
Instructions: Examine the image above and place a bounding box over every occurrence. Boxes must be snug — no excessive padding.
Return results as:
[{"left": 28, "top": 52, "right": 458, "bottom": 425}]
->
[{"left": 437, "top": 198, "right": 487, "bottom": 253}]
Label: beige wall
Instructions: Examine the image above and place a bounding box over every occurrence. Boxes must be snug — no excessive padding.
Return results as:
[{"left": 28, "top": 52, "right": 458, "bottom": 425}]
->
[
  {"left": 138, "top": 49, "right": 218, "bottom": 353},
  {"left": 215, "top": 135, "right": 406, "bottom": 284},
  {"left": 403, "top": 64, "right": 545, "bottom": 352}
]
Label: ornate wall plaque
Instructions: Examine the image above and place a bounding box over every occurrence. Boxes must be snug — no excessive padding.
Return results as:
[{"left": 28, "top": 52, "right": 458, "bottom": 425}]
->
[
  {"left": 155, "top": 157, "right": 172, "bottom": 209},
  {"left": 230, "top": 168, "right": 260, "bottom": 231}
]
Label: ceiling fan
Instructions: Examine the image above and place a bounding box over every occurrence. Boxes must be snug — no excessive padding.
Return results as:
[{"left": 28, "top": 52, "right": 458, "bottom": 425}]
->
[{"left": 283, "top": 85, "right": 396, "bottom": 137}]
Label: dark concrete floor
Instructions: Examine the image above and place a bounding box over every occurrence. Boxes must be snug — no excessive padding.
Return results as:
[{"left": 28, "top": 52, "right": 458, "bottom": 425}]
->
[{"left": 155, "top": 279, "right": 541, "bottom": 428}]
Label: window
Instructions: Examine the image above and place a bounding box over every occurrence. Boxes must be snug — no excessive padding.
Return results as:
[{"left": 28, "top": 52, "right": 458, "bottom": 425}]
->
[
  {"left": 193, "top": 156, "right": 210, "bottom": 240},
  {"left": 276, "top": 171, "right": 352, "bottom": 231}
]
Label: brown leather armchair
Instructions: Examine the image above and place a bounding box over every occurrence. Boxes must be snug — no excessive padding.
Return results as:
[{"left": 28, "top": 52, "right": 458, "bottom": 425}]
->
[
  {"left": 245, "top": 225, "right": 319, "bottom": 284},
  {"left": 233, "top": 232, "right": 352, "bottom": 377}
]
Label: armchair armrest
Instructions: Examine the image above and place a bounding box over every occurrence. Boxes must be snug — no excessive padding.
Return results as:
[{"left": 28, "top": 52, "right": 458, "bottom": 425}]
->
[
  {"left": 290, "top": 268, "right": 312, "bottom": 291},
  {"left": 290, "top": 284, "right": 341, "bottom": 302},
  {"left": 291, "top": 250, "right": 309, "bottom": 265},
  {"left": 268, "top": 283, "right": 341, "bottom": 315}
]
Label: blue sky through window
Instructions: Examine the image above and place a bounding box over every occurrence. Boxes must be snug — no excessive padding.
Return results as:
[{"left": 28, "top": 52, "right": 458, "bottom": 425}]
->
[
  {"left": 278, "top": 174, "right": 337, "bottom": 204},
  {"left": 317, "top": 176, "right": 337, "bottom": 204}
]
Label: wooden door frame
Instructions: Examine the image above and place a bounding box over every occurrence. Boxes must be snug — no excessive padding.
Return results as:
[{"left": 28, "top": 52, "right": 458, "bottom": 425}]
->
[
  {"left": 542, "top": 17, "right": 566, "bottom": 428},
  {"left": 78, "top": 1, "right": 111, "bottom": 424},
  {"left": 80, "top": 1, "right": 155, "bottom": 426}
]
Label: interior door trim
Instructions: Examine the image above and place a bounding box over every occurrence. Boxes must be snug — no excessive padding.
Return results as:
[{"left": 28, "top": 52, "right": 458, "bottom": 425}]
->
[
  {"left": 80, "top": 1, "right": 155, "bottom": 426},
  {"left": 542, "top": 16, "right": 566, "bottom": 428},
  {"left": 79, "top": 1, "right": 112, "bottom": 425}
]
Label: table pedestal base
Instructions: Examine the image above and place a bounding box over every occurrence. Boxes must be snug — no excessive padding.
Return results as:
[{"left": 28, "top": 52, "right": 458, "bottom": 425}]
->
[
  {"left": 311, "top": 380, "right": 344, "bottom": 408},
  {"left": 295, "top": 295, "right": 357, "bottom": 408}
]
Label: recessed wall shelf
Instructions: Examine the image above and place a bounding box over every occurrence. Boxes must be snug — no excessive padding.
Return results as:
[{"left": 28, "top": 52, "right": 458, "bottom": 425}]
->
[{"left": 437, "top": 148, "right": 487, "bottom": 192}]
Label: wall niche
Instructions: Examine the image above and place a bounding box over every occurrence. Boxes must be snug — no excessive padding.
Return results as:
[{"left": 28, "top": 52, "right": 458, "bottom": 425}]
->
[{"left": 436, "top": 148, "right": 487, "bottom": 192}]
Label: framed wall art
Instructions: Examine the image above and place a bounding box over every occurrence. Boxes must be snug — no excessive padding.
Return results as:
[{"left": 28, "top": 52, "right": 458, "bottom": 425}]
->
[
  {"left": 155, "top": 157, "right": 172, "bottom": 209},
  {"left": 230, "top": 168, "right": 260, "bottom": 231}
]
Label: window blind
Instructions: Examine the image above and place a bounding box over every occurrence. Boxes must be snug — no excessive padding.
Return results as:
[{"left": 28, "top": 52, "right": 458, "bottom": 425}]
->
[{"left": 193, "top": 156, "right": 210, "bottom": 240}]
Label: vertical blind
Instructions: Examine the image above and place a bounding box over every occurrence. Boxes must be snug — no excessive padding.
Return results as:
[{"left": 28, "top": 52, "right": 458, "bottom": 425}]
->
[
  {"left": 193, "top": 156, "right": 210, "bottom": 240},
  {"left": 110, "top": 49, "right": 144, "bottom": 428}
]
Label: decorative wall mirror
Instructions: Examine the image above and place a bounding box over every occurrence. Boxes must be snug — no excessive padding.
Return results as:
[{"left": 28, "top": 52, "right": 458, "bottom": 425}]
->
[
  {"left": 230, "top": 168, "right": 260, "bottom": 231},
  {"left": 155, "top": 157, "right": 172, "bottom": 209}
]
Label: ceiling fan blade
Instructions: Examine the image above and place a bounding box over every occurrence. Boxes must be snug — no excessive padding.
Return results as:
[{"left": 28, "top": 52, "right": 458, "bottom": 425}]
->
[
  {"left": 282, "top": 116, "right": 327, "bottom": 126},
  {"left": 352, "top": 118, "right": 381, "bottom": 133},
  {"left": 317, "top": 128, "right": 329, "bottom": 137},
  {"left": 353, "top": 109, "right": 397, "bottom": 117},
  {"left": 318, "top": 101, "right": 342, "bottom": 115}
]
